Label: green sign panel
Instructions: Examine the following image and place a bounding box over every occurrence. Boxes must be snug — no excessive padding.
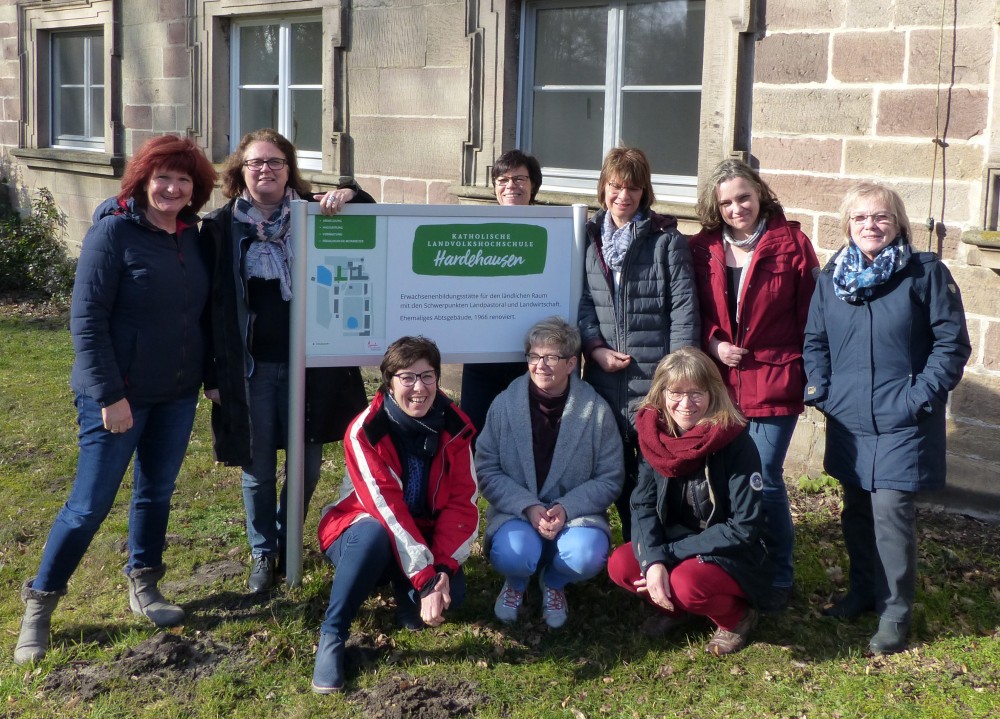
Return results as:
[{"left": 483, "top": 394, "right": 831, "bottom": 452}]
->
[
  {"left": 412, "top": 223, "right": 547, "bottom": 276},
  {"left": 314, "top": 215, "right": 377, "bottom": 249}
]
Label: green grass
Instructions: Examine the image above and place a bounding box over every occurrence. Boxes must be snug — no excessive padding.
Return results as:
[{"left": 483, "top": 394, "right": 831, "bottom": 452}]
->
[{"left": 1, "top": 306, "right": 998, "bottom": 718}]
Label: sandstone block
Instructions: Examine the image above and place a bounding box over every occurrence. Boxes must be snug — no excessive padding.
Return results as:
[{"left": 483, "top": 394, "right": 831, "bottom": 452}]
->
[
  {"left": 753, "top": 88, "right": 872, "bottom": 136},
  {"left": 167, "top": 19, "right": 187, "bottom": 46},
  {"left": 947, "top": 265, "right": 1000, "bottom": 317},
  {"left": 877, "top": 89, "right": 987, "bottom": 141},
  {"left": 124, "top": 104, "right": 153, "bottom": 130},
  {"left": 966, "top": 318, "right": 981, "bottom": 368},
  {"left": 893, "top": 0, "right": 997, "bottom": 27},
  {"left": 0, "top": 119, "right": 16, "bottom": 145},
  {"left": 378, "top": 67, "right": 468, "bottom": 118},
  {"left": 428, "top": 181, "right": 458, "bottom": 205},
  {"left": 3, "top": 95, "right": 20, "bottom": 121},
  {"left": 352, "top": 9, "right": 426, "bottom": 69},
  {"left": 762, "top": 172, "right": 857, "bottom": 214},
  {"left": 753, "top": 137, "right": 842, "bottom": 173},
  {"left": 843, "top": 0, "right": 897, "bottom": 28},
  {"left": 950, "top": 371, "right": 1000, "bottom": 425},
  {"left": 355, "top": 175, "right": 383, "bottom": 202},
  {"left": 383, "top": 178, "right": 428, "bottom": 204},
  {"left": 817, "top": 214, "right": 846, "bottom": 251},
  {"left": 762, "top": 1, "right": 843, "bottom": 31},
  {"left": 163, "top": 45, "right": 189, "bottom": 79},
  {"left": 983, "top": 322, "right": 1000, "bottom": 372},
  {"left": 159, "top": 0, "right": 187, "bottom": 22},
  {"left": 908, "top": 28, "right": 993, "bottom": 86},
  {"left": 351, "top": 68, "right": 380, "bottom": 116},
  {"left": 353, "top": 115, "right": 466, "bottom": 180},
  {"left": 152, "top": 104, "right": 176, "bottom": 132},
  {"left": 424, "top": 3, "right": 468, "bottom": 68},
  {"left": 755, "top": 33, "right": 828, "bottom": 84},
  {"left": 128, "top": 129, "right": 158, "bottom": 154},
  {"left": 845, "top": 139, "right": 985, "bottom": 182},
  {"left": 832, "top": 32, "right": 904, "bottom": 83}
]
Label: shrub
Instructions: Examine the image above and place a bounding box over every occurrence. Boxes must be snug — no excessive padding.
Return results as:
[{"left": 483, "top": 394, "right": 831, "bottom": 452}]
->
[{"left": 0, "top": 187, "right": 76, "bottom": 300}]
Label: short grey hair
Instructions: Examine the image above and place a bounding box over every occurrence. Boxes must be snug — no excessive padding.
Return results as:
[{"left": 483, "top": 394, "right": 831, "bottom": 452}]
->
[{"left": 523, "top": 316, "right": 581, "bottom": 357}]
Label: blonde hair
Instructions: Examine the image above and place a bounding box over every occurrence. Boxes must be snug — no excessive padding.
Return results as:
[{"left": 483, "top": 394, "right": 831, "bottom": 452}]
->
[
  {"left": 838, "top": 181, "right": 912, "bottom": 246},
  {"left": 641, "top": 347, "right": 745, "bottom": 437}
]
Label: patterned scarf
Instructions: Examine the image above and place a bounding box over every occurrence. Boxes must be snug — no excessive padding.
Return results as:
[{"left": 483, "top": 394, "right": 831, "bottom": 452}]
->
[
  {"left": 236, "top": 187, "right": 295, "bottom": 301},
  {"left": 635, "top": 406, "right": 744, "bottom": 478},
  {"left": 383, "top": 391, "right": 447, "bottom": 514},
  {"left": 722, "top": 215, "right": 768, "bottom": 251},
  {"left": 601, "top": 210, "right": 645, "bottom": 272},
  {"left": 831, "top": 238, "right": 905, "bottom": 303}
]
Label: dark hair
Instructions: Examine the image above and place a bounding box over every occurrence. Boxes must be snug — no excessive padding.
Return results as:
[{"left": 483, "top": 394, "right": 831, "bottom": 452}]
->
[
  {"left": 118, "top": 135, "right": 217, "bottom": 212},
  {"left": 598, "top": 146, "right": 656, "bottom": 212},
  {"left": 220, "top": 128, "right": 311, "bottom": 200},
  {"left": 379, "top": 336, "right": 442, "bottom": 393},
  {"left": 695, "top": 158, "right": 783, "bottom": 231},
  {"left": 492, "top": 150, "right": 543, "bottom": 203}
]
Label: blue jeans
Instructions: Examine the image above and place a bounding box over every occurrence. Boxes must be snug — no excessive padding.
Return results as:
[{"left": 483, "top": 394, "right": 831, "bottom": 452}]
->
[
  {"left": 241, "top": 362, "right": 323, "bottom": 558},
  {"left": 489, "top": 519, "right": 609, "bottom": 591},
  {"left": 746, "top": 415, "right": 798, "bottom": 589},
  {"left": 320, "top": 518, "right": 466, "bottom": 639},
  {"left": 33, "top": 392, "right": 198, "bottom": 592}
]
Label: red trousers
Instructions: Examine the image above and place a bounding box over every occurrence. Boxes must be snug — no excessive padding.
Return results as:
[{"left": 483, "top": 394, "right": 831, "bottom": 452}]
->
[{"left": 608, "top": 543, "right": 749, "bottom": 630}]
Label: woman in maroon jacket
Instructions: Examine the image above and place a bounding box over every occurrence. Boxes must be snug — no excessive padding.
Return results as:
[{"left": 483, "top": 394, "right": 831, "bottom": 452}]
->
[{"left": 689, "top": 159, "right": 818, "bottom": 612}]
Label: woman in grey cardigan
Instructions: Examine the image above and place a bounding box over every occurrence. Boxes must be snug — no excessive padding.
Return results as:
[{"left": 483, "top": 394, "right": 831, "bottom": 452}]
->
[{"left": 476, "top": 317, "right": 624, "bottom": 628}]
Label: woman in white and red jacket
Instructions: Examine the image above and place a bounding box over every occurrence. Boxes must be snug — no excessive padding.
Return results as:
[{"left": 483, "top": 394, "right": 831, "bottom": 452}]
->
[
  {"left": 688, "top": 159, "right": 817, "bottom": 612},
  {"left": 311, "top": 336, "right": 478, "bottom": 694}
]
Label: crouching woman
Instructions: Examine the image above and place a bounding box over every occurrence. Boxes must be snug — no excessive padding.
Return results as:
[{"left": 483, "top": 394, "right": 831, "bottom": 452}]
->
[
  {"left": 608, "top": 347, "right": 774, "bottom": 655},
  {"left": 311, "top": 336, "right": 478, "bottom": 693}
]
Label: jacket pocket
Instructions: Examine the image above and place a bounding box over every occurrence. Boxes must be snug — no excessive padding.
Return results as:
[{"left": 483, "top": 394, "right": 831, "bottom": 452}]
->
[{"left": 751, "top": 347, "right": 805, "bottom": 405}]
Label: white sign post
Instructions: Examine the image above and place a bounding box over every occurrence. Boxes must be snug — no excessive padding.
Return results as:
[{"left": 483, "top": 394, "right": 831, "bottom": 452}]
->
[{"left": 285, "top": 202, "right": 588, "bottom": 586}]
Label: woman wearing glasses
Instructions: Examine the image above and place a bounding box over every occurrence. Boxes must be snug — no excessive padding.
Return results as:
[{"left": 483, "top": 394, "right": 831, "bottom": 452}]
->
[
  {"left": 803, "top": 182, "right": 970, "bottom": 654},
  {"left": 476, "top": 317, "right": 623, "bottom": 628},
  {"left": 688, "top": 159, "right": 818, "bottom": 612},
  {"left": 578, "top": 146, "right": 699, "bottom": 541},
  {"left": 608, "top": 347, "right": 773, "bottom": 656},
  {"left": 460, "top": 149, "right": 545, "bottom": 435},
  {"left": 311, "top": 336, "right": 478, "bottom": 693},
  {"left": 202, "top": 128, "right": 375, "bottom": 592}
]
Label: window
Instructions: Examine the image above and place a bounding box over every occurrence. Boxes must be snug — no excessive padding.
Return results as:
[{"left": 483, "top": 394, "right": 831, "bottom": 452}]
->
[
  {"left": 231, "top": 18, "right": 322, "bottom": 169},
  {"left": 518, "top": 0, "right": 705, "bottom": 200},
  {"left": 51, "top": 29, "right": 105, "bottom": 151}
]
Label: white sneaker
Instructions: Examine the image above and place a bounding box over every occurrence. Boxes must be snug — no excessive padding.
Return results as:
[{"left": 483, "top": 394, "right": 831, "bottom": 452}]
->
[
  {"left": 539, "top": 575, "right": 568, "bottom": 628},
  {"left": 494, "top": 581, "right": 524, "bottom": 623}
]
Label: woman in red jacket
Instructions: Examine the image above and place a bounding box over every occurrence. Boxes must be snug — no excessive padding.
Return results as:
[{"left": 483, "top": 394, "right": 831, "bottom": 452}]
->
[
  {"left": 311, "top": 336, "right": 478, "bottom": 693},
  {"left": 689, "top": 159, "right": 818, "bottom": 612}
]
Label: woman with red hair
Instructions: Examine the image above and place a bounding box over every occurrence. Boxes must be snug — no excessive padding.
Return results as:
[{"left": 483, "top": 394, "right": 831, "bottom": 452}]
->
[{"left": 14, "top": 135, "right": 217, "bottom": 665}]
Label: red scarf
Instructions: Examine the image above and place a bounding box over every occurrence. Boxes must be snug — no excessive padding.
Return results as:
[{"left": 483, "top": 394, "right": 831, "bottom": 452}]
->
[{"left": 635, "top": 406, "right": 744, "bottom": 477}]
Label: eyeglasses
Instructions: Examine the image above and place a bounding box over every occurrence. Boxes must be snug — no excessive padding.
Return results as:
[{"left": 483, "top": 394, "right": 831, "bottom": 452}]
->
[
  {"left": 849, "top": 212, "right": 895, "bottom": 226},
  {"left": 243, "top": 158, "right": 288, "bottom": 172},
  {"left": 496, "top": 175, "right": 530, "bottom": 188},
  {"left": 607, "top": 182, "right": 641, "bottom": 195},
  {"left": 393, "top": 370, "right": 438, "bottom": 388},
  {"left": 526, "top": 353, "right": 569, "bottom": 367},
  {"left": 665, "top": 389, "right": 707, "bottom": 403}
]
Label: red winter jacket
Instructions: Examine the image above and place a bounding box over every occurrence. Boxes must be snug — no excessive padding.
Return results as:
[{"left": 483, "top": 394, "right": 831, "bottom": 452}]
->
[
  {"left": 689, "top": 213, "right": 818, "bottom": 417},
  {"left": 317, "top": 391, "right": 479, "bottom": 592}
]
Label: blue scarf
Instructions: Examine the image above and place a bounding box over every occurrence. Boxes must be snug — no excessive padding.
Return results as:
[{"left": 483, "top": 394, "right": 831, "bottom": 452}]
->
[
  {"left": 383, "top": 392, "right": 447, "bottom": 514},
  {"left": 236, "top": 188, "right": 294, "bottom": 301},
  {"left": 600, "top": 210, "right": 645, "bottom": 272},
  {"left": 832, "top": 238, "right": 906, "bottom": 303}
]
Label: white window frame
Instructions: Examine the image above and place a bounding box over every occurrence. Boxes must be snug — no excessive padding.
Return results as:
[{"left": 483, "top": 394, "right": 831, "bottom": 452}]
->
[
  {"left": 230, "top": 16, "right": 322, "bottom": 170},
  {"left": 50, "top": 29, "right": 105, "bottom": 151},
  {"left": 517, "top": 0, "right": 703, "bottom": 201}
]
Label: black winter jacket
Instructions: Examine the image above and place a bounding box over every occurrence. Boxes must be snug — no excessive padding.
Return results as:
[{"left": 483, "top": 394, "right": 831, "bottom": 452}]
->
[
  {"left": 803, "top": 243, "right": 971, "bottom": 492},
  {"left": 70, "top": 197, "right": 210, "bottom": 407},
  {"left": 630, "top": 427, "right": 774, "bottom": 606},
  {"left": 201, "top": 188, "right": 374, "bottom": 466},
  {"left": 578, "top": 210, "right": 699, "bottom": 438}
]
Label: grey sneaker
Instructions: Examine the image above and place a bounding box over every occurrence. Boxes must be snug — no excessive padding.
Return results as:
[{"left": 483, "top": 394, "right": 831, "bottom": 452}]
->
[
  {"left": 494, "top": 581, "right": 524, "bottom": 624},
  {"left": 539, "top": 575, "right": 568, "bottom": 629},
  {"left": 248, "top": 554, "right": 276, "bottom": 593},
  {"left": 705, "top": 607, "right": 758, "bottom": 656}
]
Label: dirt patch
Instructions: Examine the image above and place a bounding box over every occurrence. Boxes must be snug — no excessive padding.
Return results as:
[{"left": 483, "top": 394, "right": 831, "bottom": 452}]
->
[
  {"left": 40, "top": 633, "right": 234, "bottom": 701},
  {"left": 159, "top": 559, "right": 246, "bottom": 595},
  {"left": 353, "top": 674, "right": 488, "bottom": 718}
]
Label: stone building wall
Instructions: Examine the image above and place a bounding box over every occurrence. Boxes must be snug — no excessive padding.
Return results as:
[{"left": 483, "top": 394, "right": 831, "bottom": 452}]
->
[{"left": 753, "top": 0, "right": 1000, "bottom": 513}]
